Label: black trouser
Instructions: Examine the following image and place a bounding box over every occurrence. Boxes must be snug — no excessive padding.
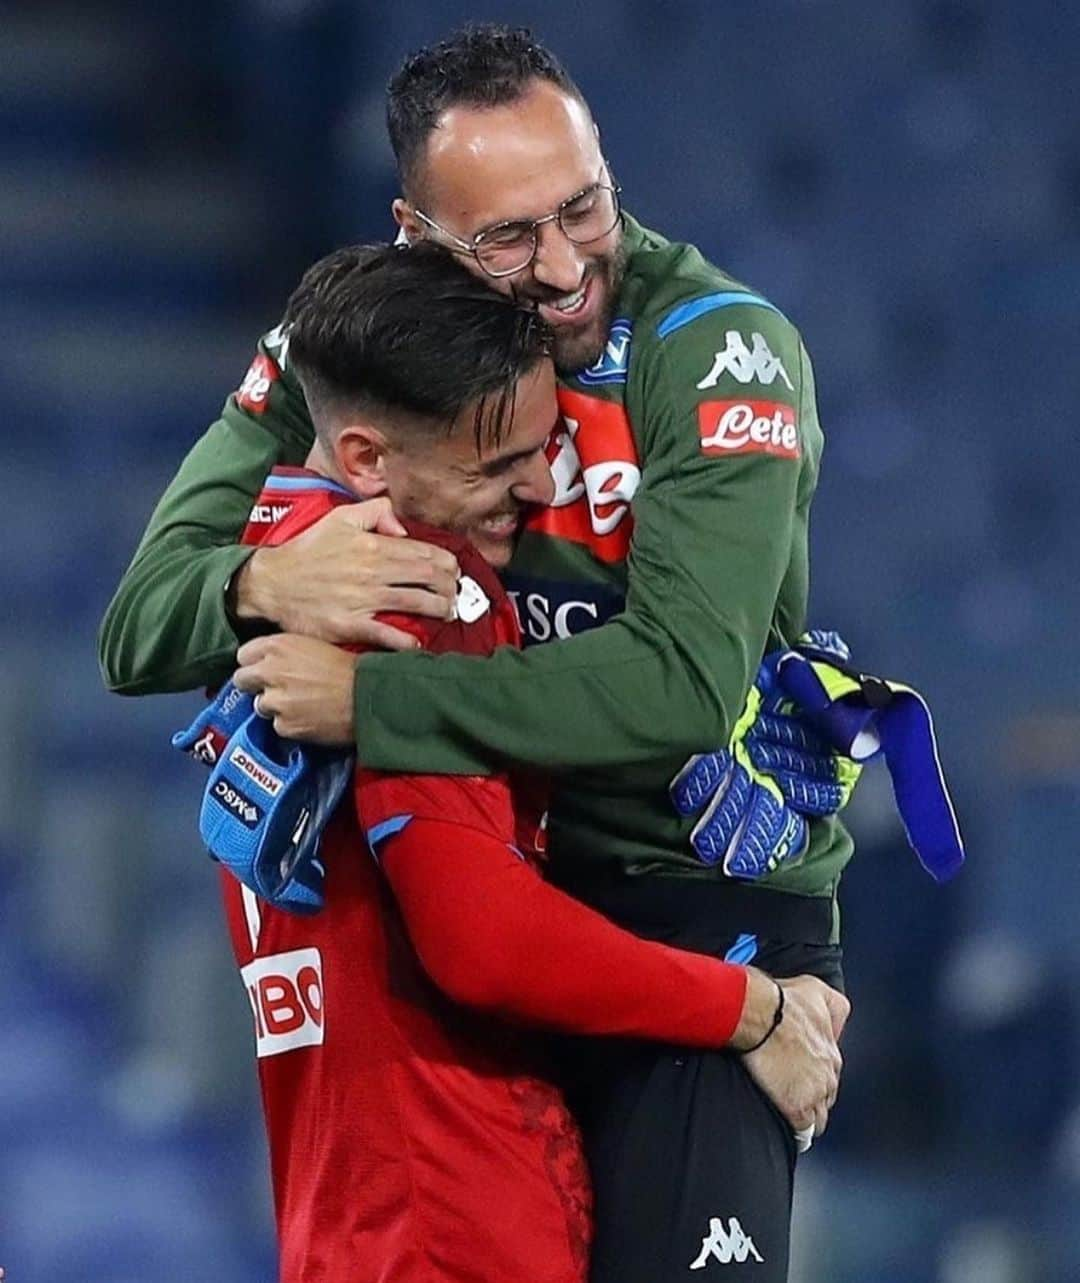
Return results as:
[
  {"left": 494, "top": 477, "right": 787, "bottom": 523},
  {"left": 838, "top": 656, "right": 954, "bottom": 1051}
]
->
[{"left": 555, "top": 876, "right": 844, "bottom": 1283}]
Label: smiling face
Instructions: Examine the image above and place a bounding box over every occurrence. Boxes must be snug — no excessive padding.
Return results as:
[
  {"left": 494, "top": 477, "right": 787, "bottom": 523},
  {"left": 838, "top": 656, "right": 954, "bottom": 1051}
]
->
[
  {"left": 395, "top": 80, "right": 626, "bottom": 374},
  {"left": 331, "top": 359, "right": 558, "bottom": 569}
]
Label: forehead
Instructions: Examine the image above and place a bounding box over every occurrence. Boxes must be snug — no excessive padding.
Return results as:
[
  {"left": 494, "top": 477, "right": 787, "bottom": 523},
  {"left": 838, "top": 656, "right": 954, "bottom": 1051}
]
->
[
  {"left": 420, "top": 81, "right": 601, "bottom": 231},
  {"left": 444, "top": 359, "right": 557, "bottom": 465}
]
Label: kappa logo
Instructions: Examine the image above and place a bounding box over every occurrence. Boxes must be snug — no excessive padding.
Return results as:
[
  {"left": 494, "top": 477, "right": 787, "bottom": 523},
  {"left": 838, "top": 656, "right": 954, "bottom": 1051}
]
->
[
  {"left": 697, "top": 399, "right": 800, "bottom": 460},
  {"left": 526, "top": 387, "right": 640, "bottom": 564},
  {"left": 578, "top": 317, "right": 632, "bottom": 386},
  {"left": 229, "top": 746, "right": 284, "bottom": 797},
  {"left": 240, "top": 948, "right": 324, "bottom": 1058},
  {"left": 696, "top": 331, "right": 794, "bottom": 392},
  {"left": 236, "top": 352, "right": 281, "bottom": 414},
  {"left": 249, "top": 503, "right": 293, "bottom": 524},
  {"left": 689, "top": 1216, "right": 764, "bottom": 1269},
  {"left": 211, "top": 778, "right": 261, "bottom": 829}
]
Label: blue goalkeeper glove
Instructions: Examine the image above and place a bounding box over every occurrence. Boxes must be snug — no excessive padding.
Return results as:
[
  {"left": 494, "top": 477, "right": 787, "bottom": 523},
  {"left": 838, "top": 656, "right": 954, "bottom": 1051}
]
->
[
  {"left": 171, "top": 679, "right": 256, "bottom": 766},
  {"left": 671, "top": 631, "right": 861, "bottom": 879},
  {"left": 175, "top": 693, "right": 352, "bottom": 912},
  {"left": 771, "top": 632, "right": 965, "bottom": 883},
  {"left": 673, "top": 629, "right": 964, "bottom": 883}
]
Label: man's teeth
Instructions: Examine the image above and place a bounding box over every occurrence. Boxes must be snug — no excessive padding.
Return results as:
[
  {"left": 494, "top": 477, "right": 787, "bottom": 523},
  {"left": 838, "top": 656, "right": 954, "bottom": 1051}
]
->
[
  {"left": 551, "top": 283, "right": 586, "bottom": 313},
  {"left": 481, "top": 513, "right": 517, "bottom": 532}
]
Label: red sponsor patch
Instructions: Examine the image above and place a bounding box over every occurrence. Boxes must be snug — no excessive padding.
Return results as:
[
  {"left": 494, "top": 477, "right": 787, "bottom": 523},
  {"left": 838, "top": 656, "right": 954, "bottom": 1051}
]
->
[
  {"left": 236, "top": 352, "right": 281, "bottom": 414},
  {"left": 697, "top": 399, "right": 800, "bottom": 460},
  {"left": 525, "top": 387, "right": 641, "bottom": 564}
]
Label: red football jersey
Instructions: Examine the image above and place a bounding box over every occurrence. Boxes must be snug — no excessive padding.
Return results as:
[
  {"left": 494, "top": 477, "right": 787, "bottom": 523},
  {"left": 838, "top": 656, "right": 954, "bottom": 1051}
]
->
[{"left": 223, "top": 468, "right": 591, "bottom": 1283}]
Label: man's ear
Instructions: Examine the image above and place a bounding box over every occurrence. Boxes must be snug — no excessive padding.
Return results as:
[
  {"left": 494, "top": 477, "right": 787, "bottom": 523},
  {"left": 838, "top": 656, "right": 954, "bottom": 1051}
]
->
[
  {"left": 335, "top": 425, "right": 390, "bottom": 497},
  {"left": 392, "top": 198, "right": 422, "bottom": 244}
]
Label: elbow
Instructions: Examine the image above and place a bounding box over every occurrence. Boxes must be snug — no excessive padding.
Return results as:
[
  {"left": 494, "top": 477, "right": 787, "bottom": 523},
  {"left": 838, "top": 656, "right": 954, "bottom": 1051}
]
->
[
  {"left": 97, "top": 605, "right": 134, "bottom": 693},
  {"left": 97, "top": 595, "right": 160, "bottom": 694},
  {"left": 414, "top": 936, "right": 516, "bottom": 1013}
]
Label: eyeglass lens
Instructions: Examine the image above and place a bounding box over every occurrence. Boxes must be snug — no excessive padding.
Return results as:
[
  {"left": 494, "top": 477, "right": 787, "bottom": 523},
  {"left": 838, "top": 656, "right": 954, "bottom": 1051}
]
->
[{"left": 474, "top": 186, "right": 620, "bottom": 276}]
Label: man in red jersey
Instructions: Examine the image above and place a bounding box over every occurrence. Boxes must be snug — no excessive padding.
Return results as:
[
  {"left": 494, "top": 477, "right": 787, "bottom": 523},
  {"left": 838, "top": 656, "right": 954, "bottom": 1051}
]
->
[{"left": 209, "top": 241, "right": 846, "bottom": 1283}]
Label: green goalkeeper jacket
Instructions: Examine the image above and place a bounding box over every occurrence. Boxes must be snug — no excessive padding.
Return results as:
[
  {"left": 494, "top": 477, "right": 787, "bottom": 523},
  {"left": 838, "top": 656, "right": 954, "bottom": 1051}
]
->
[{"left": 99, "top": 215, "right": 853, "bottom": 899}]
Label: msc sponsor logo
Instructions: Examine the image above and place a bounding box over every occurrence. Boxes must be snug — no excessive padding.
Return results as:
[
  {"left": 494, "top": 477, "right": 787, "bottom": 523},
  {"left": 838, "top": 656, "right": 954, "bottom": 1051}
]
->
[
  {"left": 697, "top": 399, "right": 800, "bottom": 460},
  {"left": 228, "top": 745, "right": 284, "bottom": 797},
  {"left": 248, "top": 502, "right": 292, "bottom": 524},
  {"left": 241, "top": 948, "right": 324, "bottom": 1058},
  {"left": 236, "top": 352, "right": 281, "bottom": 414},
  {"left": 696, "top": 330, "right": 793, "bottom": 393},
  {"left": 211, "top": 778, "right": 261, "bottom": 829},
  {"left": 526, "top": 387, "right": 641, "bottom": 564},
  {"left": 503, "top": 577, "right": 623, "bottom": 645},
  {"left": 578, "top": 317, "right": 632, "bottom": 386}
]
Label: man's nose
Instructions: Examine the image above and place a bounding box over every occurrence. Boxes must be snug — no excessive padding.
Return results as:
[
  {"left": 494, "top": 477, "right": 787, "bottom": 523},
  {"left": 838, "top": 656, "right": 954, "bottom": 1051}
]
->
[
  {"left": 530, "top": 218, "right": 584, "bottom": 294},
  {"left": 513, "top": 450, "right": 556, "bottom": 508}
]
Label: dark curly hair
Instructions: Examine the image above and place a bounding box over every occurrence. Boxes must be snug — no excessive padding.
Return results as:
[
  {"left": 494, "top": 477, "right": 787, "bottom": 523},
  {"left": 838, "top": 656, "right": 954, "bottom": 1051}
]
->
[{"left": 387, "top": 24, "right": 586, "bottom": 195}]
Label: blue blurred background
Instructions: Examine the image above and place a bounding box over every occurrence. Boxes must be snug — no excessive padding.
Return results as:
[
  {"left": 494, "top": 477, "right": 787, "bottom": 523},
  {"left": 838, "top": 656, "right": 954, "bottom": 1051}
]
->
[{"left": 2, "top": 1, "right": 1078, "bottom": 1279}]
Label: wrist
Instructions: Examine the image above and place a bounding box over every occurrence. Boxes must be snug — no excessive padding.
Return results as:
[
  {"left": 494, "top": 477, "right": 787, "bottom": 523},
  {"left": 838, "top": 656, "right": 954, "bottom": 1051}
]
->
[
  {"left": 231, "top": 546, "right": 281, "bottom": 625},
  {"left": 729, "top": 967, "right": 784, "bottom": 1052},
  {"left": 740, "top": 980, "right": 784, "bottom": 1053}
]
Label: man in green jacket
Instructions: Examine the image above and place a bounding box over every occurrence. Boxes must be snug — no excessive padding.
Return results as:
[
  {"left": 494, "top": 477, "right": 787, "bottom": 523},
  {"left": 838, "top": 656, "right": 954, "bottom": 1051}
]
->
[{"left": 101, "top": 25, "right": 851, "bottom": 1282}]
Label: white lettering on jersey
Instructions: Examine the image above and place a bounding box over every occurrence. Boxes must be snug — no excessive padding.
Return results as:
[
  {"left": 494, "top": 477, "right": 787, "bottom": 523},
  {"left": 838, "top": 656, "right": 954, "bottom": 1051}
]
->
[
  {"left": 553, "top": 415, "right": 640, "bottom": 536},
  {"left": 248, "top": 503, "right": 292, "bottom": 524},
  {"left": 506, "top": 591, "right": 600, "bottom": 643},
  {"left": 241, "top": 948, "right": 325, "bottom": 1058}
]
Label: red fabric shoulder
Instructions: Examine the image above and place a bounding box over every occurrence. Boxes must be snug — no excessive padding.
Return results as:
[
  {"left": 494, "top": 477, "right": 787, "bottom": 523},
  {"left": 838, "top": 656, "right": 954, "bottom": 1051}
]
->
[
  {"left": 240, "top": 467, "right": 353, "bottom": 548},
  {"left": 238, "top": 474, "right": 521, "bottom": 654}
]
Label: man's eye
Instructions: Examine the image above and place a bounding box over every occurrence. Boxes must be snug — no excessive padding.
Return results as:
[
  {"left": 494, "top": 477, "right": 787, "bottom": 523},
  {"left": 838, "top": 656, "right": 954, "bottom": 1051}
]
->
[
  {"left": 561, "top": 193, "right": 599, "bottom": 224},
  {"left": 480, "top": 223, "right": 533, "bottom": 249}
]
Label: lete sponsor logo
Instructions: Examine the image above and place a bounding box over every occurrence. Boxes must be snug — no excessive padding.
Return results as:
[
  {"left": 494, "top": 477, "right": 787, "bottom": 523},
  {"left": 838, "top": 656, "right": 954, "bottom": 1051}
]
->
[
  {"left": 240, "top": 948, "right": 325, "bottom": 1058},
  {"left": 236, "top": 352, "right": 281, "bottom": 414},
  {"left": 697, "top": 399, "right": 800, "bottom": 460},
  {"left": 526, "top": 387, "right": 641, "bottom": 564}
]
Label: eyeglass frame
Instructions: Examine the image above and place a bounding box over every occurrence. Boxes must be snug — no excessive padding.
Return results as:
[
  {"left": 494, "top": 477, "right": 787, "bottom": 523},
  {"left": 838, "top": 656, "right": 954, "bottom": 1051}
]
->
[{"left": 410, "top": 177, "right": 623, "bottom": 279}]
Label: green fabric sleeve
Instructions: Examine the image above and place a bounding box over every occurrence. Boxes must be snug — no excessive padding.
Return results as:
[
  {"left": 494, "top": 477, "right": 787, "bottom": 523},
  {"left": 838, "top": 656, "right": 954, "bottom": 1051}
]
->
[
  {"left": 353, "top": 306, "right": 813, "bottom": 774},
  {"left": 98, "top": 336, "right": 314, "bottom": 694}
]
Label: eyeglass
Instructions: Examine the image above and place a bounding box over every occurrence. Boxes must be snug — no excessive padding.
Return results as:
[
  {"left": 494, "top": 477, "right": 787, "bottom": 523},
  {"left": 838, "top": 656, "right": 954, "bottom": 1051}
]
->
[{"left": 413, "top": 180, "right": 622, "bottom": 278}]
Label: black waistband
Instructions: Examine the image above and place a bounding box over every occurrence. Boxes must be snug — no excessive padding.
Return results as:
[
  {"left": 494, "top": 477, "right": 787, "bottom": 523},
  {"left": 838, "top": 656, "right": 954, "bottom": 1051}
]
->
[{"left": 555, "top": 871, "right": 835, "bottom": 955}]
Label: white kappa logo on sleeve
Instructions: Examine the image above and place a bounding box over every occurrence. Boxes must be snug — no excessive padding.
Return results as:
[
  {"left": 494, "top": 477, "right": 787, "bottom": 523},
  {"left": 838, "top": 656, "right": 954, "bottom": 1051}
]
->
[
  {"left": 696, "top": 331, "right": 794, "bottom": 392},
  {"left": 689, "top": 1216, "right": 764, "bottom": 1269}
]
